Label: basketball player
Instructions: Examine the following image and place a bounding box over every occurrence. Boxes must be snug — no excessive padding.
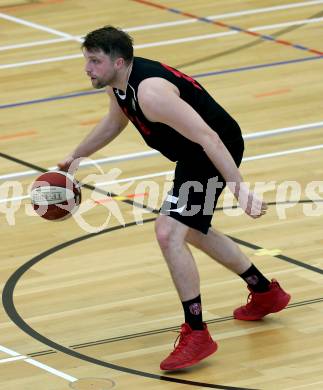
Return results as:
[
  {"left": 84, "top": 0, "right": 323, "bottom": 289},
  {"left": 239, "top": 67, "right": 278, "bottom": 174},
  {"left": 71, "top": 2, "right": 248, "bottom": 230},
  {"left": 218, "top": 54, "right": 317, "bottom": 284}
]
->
[{"left": 58, "top": 26, "right": 291, "bottom": 371}]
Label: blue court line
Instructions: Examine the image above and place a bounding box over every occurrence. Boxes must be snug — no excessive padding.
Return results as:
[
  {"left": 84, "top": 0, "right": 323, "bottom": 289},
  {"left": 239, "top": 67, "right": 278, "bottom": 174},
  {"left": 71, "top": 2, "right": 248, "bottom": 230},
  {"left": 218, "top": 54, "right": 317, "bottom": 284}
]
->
[
  {"left": 193, "top": 54, "right": 323, "bottom": 78},
  {"left": 0, "top": 55, "right": 322, "bottom": 110},
  {"left": 132, "top": 0, "right": 323, "bottom": 56},
  {"left": 0, "top": 90, "right": 104, "bottom": 110}
]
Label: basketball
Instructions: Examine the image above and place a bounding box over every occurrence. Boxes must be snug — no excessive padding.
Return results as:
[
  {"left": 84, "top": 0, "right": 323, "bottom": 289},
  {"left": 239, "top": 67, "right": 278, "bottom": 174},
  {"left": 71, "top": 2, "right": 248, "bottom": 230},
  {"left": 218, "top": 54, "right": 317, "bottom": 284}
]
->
[{"left": 30, "top": 171, "right": 82, "bottom": 221}]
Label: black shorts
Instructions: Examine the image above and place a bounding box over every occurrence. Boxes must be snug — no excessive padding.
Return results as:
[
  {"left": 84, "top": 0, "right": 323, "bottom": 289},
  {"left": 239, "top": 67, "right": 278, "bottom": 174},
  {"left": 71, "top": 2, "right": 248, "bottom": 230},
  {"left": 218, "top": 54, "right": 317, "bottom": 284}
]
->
[{"left": 160, "top": 139, "right": 244, "bottom": 234}]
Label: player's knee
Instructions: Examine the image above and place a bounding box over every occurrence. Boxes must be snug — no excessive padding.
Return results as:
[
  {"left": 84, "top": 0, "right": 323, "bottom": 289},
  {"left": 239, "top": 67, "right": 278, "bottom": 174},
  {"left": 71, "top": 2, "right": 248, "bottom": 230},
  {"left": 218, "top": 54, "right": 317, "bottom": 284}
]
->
[
  {"left": 155, "top": 216, "right": 173, "bottom": 250},
  {"left": 155, "top": 215, "right": 183, "bottom": 251}
]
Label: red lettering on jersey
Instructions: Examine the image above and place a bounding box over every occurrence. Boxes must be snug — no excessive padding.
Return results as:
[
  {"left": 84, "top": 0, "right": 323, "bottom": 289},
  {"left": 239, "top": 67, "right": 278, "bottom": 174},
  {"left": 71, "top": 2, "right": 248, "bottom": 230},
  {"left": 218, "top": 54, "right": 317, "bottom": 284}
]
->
[
  {"left": 161, "top": 63, "right": 202, "bottom": 90},
  {"left": 121, "top": 107, "right": 151, "bottom": 135},
  {"left": 135, "top": 117, "right": 151, "bottom": 135}
]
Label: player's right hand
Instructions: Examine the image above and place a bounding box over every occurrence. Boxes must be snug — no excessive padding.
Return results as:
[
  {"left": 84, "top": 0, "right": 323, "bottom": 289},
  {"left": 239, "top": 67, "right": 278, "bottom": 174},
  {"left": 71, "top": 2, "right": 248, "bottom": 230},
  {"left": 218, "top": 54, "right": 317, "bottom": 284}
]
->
[
  {"left": 234, "top": 183, "right": 268, "bottom": 219},
  {"left": 242, "top": 191, "right": 268, "bottom": 219},
  {"left": 57, "top": 156, "right": 80, "bottom": 174}
]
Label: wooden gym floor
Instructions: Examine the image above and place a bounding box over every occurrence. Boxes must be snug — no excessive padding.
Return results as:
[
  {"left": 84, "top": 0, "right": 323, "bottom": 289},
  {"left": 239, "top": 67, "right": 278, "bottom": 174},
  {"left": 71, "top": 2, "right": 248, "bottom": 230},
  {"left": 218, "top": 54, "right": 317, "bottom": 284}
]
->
[{"left": 0, "top": 1, "right": 323, "bottom": 389}]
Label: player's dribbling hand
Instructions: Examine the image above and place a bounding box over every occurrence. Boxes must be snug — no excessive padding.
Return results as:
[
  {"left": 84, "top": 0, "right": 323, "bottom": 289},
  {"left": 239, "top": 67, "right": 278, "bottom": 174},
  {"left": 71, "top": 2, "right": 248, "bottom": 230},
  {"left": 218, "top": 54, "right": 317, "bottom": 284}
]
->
[
  {"left": 57, "top": 156, "right": 80, "bottom": 174},
  {"left": 235, "top": 184, "right": 268, "bottom": 219},
  {"left": 244, "top": 191, "right": 268, "bottom": 219}
]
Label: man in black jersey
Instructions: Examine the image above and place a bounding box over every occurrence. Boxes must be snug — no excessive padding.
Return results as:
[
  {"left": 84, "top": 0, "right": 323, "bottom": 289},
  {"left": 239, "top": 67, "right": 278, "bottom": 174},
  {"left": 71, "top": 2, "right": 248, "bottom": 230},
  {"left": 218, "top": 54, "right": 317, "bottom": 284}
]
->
[{"left": 58, "top": 26, "right": 290, "bottom": 371}]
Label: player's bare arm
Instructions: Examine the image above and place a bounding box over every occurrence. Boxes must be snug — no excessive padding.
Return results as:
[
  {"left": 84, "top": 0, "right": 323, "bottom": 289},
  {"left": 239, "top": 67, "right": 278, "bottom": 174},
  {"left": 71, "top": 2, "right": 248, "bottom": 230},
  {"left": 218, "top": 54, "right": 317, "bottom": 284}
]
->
[
  {"left": 58, "top": 87, "right": 128, "bottom": 171},
  {"left": 137, "top": 77, "right": 267, "bottom": 218}
]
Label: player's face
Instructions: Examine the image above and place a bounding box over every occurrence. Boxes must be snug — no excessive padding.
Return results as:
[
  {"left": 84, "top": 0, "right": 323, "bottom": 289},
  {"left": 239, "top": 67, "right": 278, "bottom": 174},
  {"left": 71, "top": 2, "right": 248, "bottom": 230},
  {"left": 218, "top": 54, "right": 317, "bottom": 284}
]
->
[{"left": 83, "top": 48, "right": 117, "bottom": 89}]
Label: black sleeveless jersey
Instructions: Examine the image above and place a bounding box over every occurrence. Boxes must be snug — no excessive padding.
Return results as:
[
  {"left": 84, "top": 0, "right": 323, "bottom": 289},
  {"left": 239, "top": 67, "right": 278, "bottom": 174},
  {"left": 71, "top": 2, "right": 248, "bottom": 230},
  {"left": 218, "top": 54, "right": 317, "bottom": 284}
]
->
[{"left": 113, "top": 57, "right": 242, "bottom": 162}]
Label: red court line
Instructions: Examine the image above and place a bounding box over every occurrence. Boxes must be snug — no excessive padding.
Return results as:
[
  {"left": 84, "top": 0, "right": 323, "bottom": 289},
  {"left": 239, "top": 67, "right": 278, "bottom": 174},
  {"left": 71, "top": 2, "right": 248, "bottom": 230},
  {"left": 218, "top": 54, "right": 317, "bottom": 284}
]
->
[
  {"left": 0, "top": 0, "right": 64, "bottom": 13},
  {"left": 132, "top": 0, "right": 166, "bottom": 10},
  {"left": 244, "top": 30, "right": 261, "bottom": 37},
  {"left": 131, "top": 0, "right": 323, "bottom": 56},
  {"left": 255, "top": 88, "right": 291, "bottom": 98},
  {"left": 79, "top": 119, "right": 100, "bottom": 126},
  {"left": 308, "top": 48, "right": 323, "bottom": 55},
  {"left": 0, "top": 130, "right": 37, "bottom": 141}
]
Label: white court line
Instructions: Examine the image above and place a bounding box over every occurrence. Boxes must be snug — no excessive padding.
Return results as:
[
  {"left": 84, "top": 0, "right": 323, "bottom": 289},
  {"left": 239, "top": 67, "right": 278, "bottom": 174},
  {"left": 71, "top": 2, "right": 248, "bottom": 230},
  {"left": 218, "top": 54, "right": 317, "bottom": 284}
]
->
[
  {"left": 243, "top": 143, "right": 323, "bottom": 161},
  {"left": 243, "top": 121, "right": 323, "bottom": 140},
  {"left": 96, "top": 170, "right": 174, "bottom": 187},
  {"left": 0, "top": 355, "right": 27, "bottom": 363},
  {"left": 0, "top": 344, "right": 77, "bottom": 382},
  {"left": 0, "top": 345, "right": 21, "bottom": 356},
  {"left": 0, "top": 0, "right": 322, "bottom": 51},
  {"left": 0, "top": 37, "right": 71, "bottom": 51},
  {"left": 134, "top": 17, "right": 323, "bottom": 49},
  {"left": 94, "top": 144, "right": 323, "bottom": 187},
  {"left": 0, "top": 0, "right": 323, "bottom": 50},
  {"left": 25, "top": 358, "right": 77, "bottom": 382},
  {"left": 1, "top": 17, "right": 323, "bottom": 69},
  {"left": 0, "top": 53, "right": 83, "bottom": 69},
  {"left": 0, "top": 12, "right": 82, "bottom": 42},
  {"left": 125, "top": 0, "right": 323, "bottom": 32},
  {"left": 1, "top": 143, "right": 323, "bottom": 204},
  {"left": 1, "top": 120, "right": 322, "bottom": 182}
]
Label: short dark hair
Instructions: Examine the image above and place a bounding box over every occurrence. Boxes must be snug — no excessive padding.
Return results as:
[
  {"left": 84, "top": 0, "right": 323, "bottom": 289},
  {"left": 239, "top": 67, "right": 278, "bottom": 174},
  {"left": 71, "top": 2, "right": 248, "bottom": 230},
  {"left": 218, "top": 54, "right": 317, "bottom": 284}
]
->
[{"left": 82, "top": 26, "right": 134, "bottom": 63}]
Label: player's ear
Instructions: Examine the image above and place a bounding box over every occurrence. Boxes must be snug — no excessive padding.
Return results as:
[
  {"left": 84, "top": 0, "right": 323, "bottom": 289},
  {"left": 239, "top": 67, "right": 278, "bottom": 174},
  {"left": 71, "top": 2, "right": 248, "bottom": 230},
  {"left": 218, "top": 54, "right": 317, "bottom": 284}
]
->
[{"left": 114, "top": 57, "right": 125, "bottom": 69}]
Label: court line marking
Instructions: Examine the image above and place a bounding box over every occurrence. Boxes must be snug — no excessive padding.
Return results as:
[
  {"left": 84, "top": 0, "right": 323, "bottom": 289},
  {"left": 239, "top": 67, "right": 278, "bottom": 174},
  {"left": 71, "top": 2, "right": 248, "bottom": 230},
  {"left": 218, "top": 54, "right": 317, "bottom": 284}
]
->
[
  {"left": 1, "top": 17, "right": 323, "bottom": 69},
  {"left": 254, "top": 87, "right": 291, "bottom": 98},
  {"left": 3, "top": 209, "right": 323, "bottom": 388},
  {"left": 0, "top": 12, "right": 82, "bottom": 42},
  {"left": 0, "top": 0, "right": 321, "bottom": 46},
  {"left": 125, "top": 0, "right": 323, "bottom": 31},
  {"left": 1, "top": 55, "right": 322, "bottom": 109},
  {"left": 0, "top": 344, "right": 21, "bottom": 356},
  {"left": 24, "top": 296, "right": 323, "bottom": 356},
  {"left": 0, "top": 344, "right": 77, "bottom": 382},
  {"left": 1, "top": 121, "right": 322, "bottom": 181},
  {"left": 0, "top": 130, "right": 37, "bottom": 141},
  {"left": 1, "top": 143, "right": 323, "bottom": 204},
  {"left": 0, "top": 53, "right": 82, "bottom": 69},
  {"left": 132, "top": 18, "right": 323, "bottom": 48},
  {"left": 1, "top": 9, "right": 323, "bottom": 52},
  {"left": 0, "top": 218, "right": 261, "bottom": 390},
  {"left": 0, "top": 355, "right": 27, "bottom": 363},
  {"left": 79, "top": 144, "right": 323, "bottom": 186},
  {"left": 0, "top": 0, "right": 64, "bottom": 13},
  {"left": 0, "top": 36, "right": 70, "bottom": 51},
  {"left": 0, "top": 121, "right": 322, "bottom": 182},
  {"left": 0, "top": 4, "right": 320, "bottom": 384},
  {"left": 24, "top": 358, "right": 77, "bottom": 382},
  {"left": 131, "top": 0, "right": 323, "bottom": 55}
]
